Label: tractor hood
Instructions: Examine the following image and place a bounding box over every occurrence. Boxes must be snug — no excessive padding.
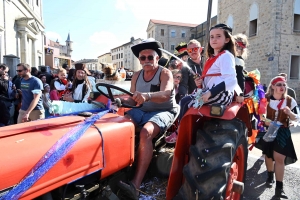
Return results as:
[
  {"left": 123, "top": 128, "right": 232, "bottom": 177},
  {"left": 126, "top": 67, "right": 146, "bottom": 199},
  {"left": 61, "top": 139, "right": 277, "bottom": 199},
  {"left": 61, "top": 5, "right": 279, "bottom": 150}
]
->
[{"left": 0, "top": 113, "right": 135, "bottom": 199}]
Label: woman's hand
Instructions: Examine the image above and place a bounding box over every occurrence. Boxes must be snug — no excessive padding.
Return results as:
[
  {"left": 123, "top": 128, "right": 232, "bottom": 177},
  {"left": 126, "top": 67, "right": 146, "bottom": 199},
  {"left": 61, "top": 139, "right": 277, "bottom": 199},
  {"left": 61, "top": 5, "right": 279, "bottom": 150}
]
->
[
  {"left": 236, "top": 96, "right": 244, "bottom": 103},
  {"left": 194, "top": 77, "right": 202, "bottom": 87},
  {"left": 63, "top": 93, "right": 74, "bottom": 102},
  {"left": 282, "top": 106, "right": 292, "bottom": 116}
]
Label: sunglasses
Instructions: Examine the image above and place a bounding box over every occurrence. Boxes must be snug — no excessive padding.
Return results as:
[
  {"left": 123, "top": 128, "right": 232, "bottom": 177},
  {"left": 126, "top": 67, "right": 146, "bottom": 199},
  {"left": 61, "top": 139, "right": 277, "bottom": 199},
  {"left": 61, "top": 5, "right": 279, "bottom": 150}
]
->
[
  {"left": 275, "top": 83, "right": 286, "bottom": 87},
  {"left": 174, "top": 76, "right": 182, "bottom": 80},
  {"left": 16, "top": 69, "right": 24, "bottom": 73},
  {"left": 139, "top": 55, "right": 154, "bottom": 61},
  {"left": 187, "top": 47, "right": 200, "bottom": 53}
]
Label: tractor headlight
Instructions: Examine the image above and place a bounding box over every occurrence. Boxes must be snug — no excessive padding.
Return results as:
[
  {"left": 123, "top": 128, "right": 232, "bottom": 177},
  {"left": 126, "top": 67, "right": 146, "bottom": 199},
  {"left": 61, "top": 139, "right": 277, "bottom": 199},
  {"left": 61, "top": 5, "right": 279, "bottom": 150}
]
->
[{"left": 210, "top": 104, "right": 226, "bottom": 117}]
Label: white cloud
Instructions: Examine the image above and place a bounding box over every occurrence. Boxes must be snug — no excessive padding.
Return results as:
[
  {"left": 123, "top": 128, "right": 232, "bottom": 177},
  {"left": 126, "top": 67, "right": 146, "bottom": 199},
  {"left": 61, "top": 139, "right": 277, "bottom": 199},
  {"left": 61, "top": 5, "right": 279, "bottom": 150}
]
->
[{"left": 45, "top": 31, "right": 62, "bottom": 42}]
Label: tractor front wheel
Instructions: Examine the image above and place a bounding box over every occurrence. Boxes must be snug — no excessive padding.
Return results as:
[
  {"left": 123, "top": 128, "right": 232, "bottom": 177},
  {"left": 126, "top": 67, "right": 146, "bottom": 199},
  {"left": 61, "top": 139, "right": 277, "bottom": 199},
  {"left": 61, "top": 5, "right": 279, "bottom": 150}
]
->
[{"left": 174, "top": 119, "right": 248, "bottom": 200}]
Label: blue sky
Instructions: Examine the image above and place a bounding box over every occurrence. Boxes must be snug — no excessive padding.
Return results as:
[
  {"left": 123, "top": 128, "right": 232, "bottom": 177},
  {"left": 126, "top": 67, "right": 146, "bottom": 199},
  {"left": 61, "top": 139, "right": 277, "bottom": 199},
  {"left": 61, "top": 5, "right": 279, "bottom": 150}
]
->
[{"left": 43, "top": 0, "right": 218, "bottom": 61}]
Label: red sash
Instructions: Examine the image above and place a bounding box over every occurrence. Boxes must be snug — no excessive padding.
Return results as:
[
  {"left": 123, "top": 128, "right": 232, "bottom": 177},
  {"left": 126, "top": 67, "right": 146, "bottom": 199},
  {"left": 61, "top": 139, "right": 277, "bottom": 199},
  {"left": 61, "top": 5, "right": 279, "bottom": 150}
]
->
[{"left": 201, "top": 50, "right": 225, "bottom": 79}]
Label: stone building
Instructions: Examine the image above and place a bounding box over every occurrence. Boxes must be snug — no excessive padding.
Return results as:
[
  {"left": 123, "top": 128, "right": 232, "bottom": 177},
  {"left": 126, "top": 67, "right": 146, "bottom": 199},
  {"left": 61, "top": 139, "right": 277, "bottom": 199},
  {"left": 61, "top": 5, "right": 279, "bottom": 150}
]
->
[
  {"left": 98, "top": 52, "right": 112, "bottom": 65},
  {"left": 147, "top": 19, "right": 197, "bottom": 53},
  {"left": 218, "top": 0, "right": 300, "bottom": 101},
  {"left": 44, "top": 33, "right": 73, "bottom": 70},
  {"left": 74, "top": 59, "right": 98, "bottom": 71},
  {"left": 190, "top": 16, "right": 218, "bottom": 49},
  {"left": 111, "top": 37, "right": 142, "bottom": 71},
  {"left": 0, "top": 0, "right": 45, "bottom": 78}
]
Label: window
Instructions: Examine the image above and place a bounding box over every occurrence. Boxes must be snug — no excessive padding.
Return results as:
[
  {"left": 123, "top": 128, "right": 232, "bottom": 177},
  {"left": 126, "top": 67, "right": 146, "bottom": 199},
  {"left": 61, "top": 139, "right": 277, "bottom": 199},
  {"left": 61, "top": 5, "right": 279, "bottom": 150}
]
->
[
  {"left": 38, "top": 56, "right": 41, "bottom": 65},
  {"left": 161, "top": 42, "right": 164, "bottom": 49},
  {"left": 181, "top": 32, "right": 186, "bottom": 38},
  {"left": 121, "top": 53, "right": 123, "bottom": 58},
  {"left": 294, "top": 14, "right": 300, "bottom": 31},
  {"left": 148, "top": 33, "right": 150, "bottom": 38},
  {"left": 191, "top": 34, "right": 195, "bottom": 39},
  {"left": 152, "top": 30, "right": 154, "bottom": 37},
  {"left": 294, "top": 0, "right": 300, "bottom": 31},
  {"left": 171, "top": 45, "right": 175, "bottom": 51},
  {"left": 171, "top": 31, "right": 176, "bottom": 38},
  {"left": 36, "top": 0, "right": 39, "bottom": 6},
  {"left": 227, "top": 15, "right": 234, "bottom": 29},
  {"left": 249, "top": 3, "right": 258, "bottom": 37},
  {"left": 161, "top": 29, "right": 164, "bottom": 36},
  {"left": 290, "top": 55, "right": 300, "bottom": 80},
  {"left": 249, "top": 19, "right": 257, "bottom": 37}
]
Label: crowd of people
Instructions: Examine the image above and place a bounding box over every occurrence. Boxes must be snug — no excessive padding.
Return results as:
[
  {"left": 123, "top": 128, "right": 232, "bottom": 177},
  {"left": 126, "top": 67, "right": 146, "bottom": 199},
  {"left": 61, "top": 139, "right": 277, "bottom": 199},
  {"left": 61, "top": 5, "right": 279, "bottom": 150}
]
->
[
  {"left": 0, "top": 23, "right": 299, "bottom": 199},
  {"left": 0, "top": 62, "right": 97, "bottom": 126}
]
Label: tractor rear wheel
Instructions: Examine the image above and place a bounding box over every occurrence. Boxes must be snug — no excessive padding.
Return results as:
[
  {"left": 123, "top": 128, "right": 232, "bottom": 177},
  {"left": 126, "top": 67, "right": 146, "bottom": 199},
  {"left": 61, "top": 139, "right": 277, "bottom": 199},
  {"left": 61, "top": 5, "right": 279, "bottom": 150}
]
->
[{"left": 174, "top": 118, "right": 248, "bottom": 200}]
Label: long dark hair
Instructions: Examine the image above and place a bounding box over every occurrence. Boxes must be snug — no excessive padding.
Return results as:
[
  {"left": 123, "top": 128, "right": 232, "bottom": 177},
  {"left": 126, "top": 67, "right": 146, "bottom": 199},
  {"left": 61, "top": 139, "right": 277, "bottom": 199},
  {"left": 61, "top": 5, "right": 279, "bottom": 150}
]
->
[
  {"left": 206, "top": 24, "right": 236, "bottom": 58},
  {"left": 71, "top": 69, "right": 91, "bottom": 94}
]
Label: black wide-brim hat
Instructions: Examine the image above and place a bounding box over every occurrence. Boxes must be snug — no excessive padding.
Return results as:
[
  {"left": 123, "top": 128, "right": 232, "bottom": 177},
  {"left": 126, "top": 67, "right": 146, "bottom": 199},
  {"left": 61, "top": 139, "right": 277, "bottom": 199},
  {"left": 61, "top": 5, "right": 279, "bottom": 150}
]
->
[
  {"left": 131, "top": 38, "right": 162, "bottom": 58},
  {"left": 177, "top": 51, "right": 188, "bottom": 58}
]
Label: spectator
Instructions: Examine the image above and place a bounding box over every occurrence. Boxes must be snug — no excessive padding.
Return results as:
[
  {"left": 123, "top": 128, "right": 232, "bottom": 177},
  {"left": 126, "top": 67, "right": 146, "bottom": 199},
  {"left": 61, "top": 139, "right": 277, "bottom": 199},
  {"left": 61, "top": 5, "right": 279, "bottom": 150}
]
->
[
  {"left": 234, "top": 33, "right": 249, "bottom": 95},
  {"left": 175, "top": 42, "right": 189, "bottom": 62},
  {"left": 54, "top": 68, "right": 71, "bottom": 100},
  {"left": 171, "top": 69, "right": 182, "bottom": 103},
  {"left": 49, "top": 79, "right": 59, "bottom": 101},
  {"left": 41, "top": 83, "right": 51, "bottom": 118},
  {"left": 263, "top": 84, "right": 267, "bottom": 92},
  {"left": 0, "top": 64, "right": 17, "bottom": 124},
  {"left": 40, "top": 66, "right": 53, "bottom": 84},
  {"left": 63, "top": 64, "right": 91, "bottom": 103},
  {"left": 278, "top": 73, "right": 297, "bottom": 101},
  {"left": 62, "top": 63, "right": 70, "bottom": 75},
  {"left": 67, "top": 68, "right": 75, "bottom": 82},
  {"left": 16, "top": 63, "right": 44, "bottom": 123},
  {"left": 31, "top": 67, "right": 39, "bottom": 77},
  {"left": 39, "top": 74, "right": 47, "bottom": 84}
]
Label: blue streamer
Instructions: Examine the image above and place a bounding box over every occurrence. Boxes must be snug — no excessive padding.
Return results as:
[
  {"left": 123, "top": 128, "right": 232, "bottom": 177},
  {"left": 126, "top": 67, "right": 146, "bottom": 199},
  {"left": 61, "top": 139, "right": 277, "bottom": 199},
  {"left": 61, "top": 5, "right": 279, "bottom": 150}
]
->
[{"left": 1, "top": 108, "right": 109, "bottom": 200}]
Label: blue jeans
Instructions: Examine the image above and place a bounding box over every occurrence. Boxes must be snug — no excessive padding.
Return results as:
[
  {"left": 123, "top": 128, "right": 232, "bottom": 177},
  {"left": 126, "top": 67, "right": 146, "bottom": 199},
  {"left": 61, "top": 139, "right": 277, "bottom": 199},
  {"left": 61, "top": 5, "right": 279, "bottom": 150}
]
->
[{"left": 178, "top": 95, "right": 193, "bottom": 122}]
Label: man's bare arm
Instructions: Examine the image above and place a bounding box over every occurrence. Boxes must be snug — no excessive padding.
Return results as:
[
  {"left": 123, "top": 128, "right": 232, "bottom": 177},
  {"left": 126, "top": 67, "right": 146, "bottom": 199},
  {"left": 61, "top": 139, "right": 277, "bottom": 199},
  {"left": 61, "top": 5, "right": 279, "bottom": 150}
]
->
[{"left": 26, "top": 92, "right": 42, "bottom": 114}]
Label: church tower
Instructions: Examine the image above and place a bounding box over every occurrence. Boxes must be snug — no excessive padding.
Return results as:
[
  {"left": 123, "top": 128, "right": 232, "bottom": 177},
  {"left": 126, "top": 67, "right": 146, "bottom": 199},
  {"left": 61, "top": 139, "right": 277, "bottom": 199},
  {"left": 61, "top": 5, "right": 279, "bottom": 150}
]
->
[{"left": 65, "top": 33, "right": 73, "bottom": 57}]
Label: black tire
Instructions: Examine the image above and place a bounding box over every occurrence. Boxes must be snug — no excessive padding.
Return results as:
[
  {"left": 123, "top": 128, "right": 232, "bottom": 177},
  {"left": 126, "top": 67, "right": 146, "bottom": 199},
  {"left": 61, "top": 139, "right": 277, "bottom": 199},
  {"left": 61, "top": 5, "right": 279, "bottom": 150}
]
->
[{"left": 174, "top": 118, "right": 248, "bottom": 200}]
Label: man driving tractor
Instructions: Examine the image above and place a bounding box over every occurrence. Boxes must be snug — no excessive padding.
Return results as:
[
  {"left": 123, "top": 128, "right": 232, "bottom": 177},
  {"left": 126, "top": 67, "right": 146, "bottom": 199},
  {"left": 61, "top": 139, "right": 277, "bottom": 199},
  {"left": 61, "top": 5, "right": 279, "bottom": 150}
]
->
[{"left": 118, "top": 38, "right": 178, "bottom": 200}]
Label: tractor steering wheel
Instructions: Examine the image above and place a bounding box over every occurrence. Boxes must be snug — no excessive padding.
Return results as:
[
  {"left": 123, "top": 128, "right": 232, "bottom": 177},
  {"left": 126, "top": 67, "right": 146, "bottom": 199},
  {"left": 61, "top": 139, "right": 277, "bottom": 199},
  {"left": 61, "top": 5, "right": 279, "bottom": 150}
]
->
[{"left": 96, "top": 83, "right": 142, "bottom": 108}]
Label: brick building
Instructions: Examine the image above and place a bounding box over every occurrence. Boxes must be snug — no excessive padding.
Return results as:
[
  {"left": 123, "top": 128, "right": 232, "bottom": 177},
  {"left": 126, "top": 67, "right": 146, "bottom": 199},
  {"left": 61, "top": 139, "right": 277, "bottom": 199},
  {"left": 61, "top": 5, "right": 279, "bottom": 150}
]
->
[{"left": 218, "top": 0, "right": 300, "bottom": 101}]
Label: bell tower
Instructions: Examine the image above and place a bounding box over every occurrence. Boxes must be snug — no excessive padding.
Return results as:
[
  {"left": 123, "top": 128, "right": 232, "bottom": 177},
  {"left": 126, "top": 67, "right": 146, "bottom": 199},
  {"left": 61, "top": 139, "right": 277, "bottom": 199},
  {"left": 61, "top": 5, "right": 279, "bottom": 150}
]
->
[{"left": 65, "top": 33, "right": 73, "bottom": 56}]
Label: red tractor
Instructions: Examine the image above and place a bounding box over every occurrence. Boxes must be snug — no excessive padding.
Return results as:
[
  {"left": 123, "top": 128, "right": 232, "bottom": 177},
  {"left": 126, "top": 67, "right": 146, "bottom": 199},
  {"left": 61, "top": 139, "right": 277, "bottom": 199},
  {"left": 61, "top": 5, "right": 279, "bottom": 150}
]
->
[{"left": 0, "top": 82, "right": 254, "bottom": 200}]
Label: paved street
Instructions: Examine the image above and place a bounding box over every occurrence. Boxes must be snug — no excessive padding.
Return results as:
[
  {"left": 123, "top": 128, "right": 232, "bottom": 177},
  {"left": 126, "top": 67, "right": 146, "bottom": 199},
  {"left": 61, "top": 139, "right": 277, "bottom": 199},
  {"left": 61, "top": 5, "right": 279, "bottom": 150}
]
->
[{"left": 244, "top": 126, "right": 300, "bottom": 199}]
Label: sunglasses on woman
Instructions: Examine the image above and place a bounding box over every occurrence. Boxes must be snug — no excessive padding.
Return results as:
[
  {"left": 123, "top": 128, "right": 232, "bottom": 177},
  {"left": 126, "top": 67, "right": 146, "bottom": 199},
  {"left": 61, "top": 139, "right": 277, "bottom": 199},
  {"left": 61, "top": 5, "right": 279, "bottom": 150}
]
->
[
  {"left": 187, "top": 47, "right": 200, "bottom": 53},
  {"left": 139, "top": 55, "right": 154, "bottom": 61},
  {"left": 174, "top": 76, "right": 182, "bottom": 80},
  {"left": 275, "top": 83, "right": 286, "bottom": 87}
]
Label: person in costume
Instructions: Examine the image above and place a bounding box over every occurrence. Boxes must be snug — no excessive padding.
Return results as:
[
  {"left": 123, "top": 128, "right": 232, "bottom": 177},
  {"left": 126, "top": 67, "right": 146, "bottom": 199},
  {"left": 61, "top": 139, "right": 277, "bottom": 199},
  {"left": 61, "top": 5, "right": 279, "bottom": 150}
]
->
[
  {"left": 54, "top": 68, "right": 71, "bottom": 100},
  {"left": 257, "top": 76, "right": 299, "bottom": 199},
  {"left": 176, "top": 42, "right": 189, "bottom": 61},
  {"left": 117, "top": 38, "right": 177, "bottom": 200},
  {"left": 63, "top": 64, "right": 91, "bottom": 103},
  {"left": 171, "top": 69, "right": 182, "bottom": 103},
  {"left": 234, "top": 33, "right": 249, "bottom": 95},
  {"left": 166, "top": 24, "right": 242, "bottom": 144}
]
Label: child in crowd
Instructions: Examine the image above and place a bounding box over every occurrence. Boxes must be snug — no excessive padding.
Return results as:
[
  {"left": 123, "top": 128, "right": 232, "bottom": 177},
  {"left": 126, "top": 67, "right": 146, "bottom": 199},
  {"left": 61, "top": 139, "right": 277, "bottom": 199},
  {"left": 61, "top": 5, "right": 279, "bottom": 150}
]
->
[
  {"left": 234, "top": 33, "right": 249, "bottom": 94},
  {"left": 166, "top": 23, "right": 242, "bottom": 144},
  {"left": 41, "top": 83, "right": 51, "bottom": 118},
  {"left": 172, "top": 69, "right": 182, "bottom": 104},
  {"left": 54, "top": 68, "right": 71, "bottom": 100},
  {"left": 49, "top": 79, "right": 59, "bottom": 101}
]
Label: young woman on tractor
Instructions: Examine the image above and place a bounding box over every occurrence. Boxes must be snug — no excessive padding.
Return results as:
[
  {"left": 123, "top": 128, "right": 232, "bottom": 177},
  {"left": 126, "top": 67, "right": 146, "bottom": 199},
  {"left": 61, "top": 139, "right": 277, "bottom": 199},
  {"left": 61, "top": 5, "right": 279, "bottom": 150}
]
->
[{"left": 166, "top": 23, "right": 243, "bottom": 144}]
